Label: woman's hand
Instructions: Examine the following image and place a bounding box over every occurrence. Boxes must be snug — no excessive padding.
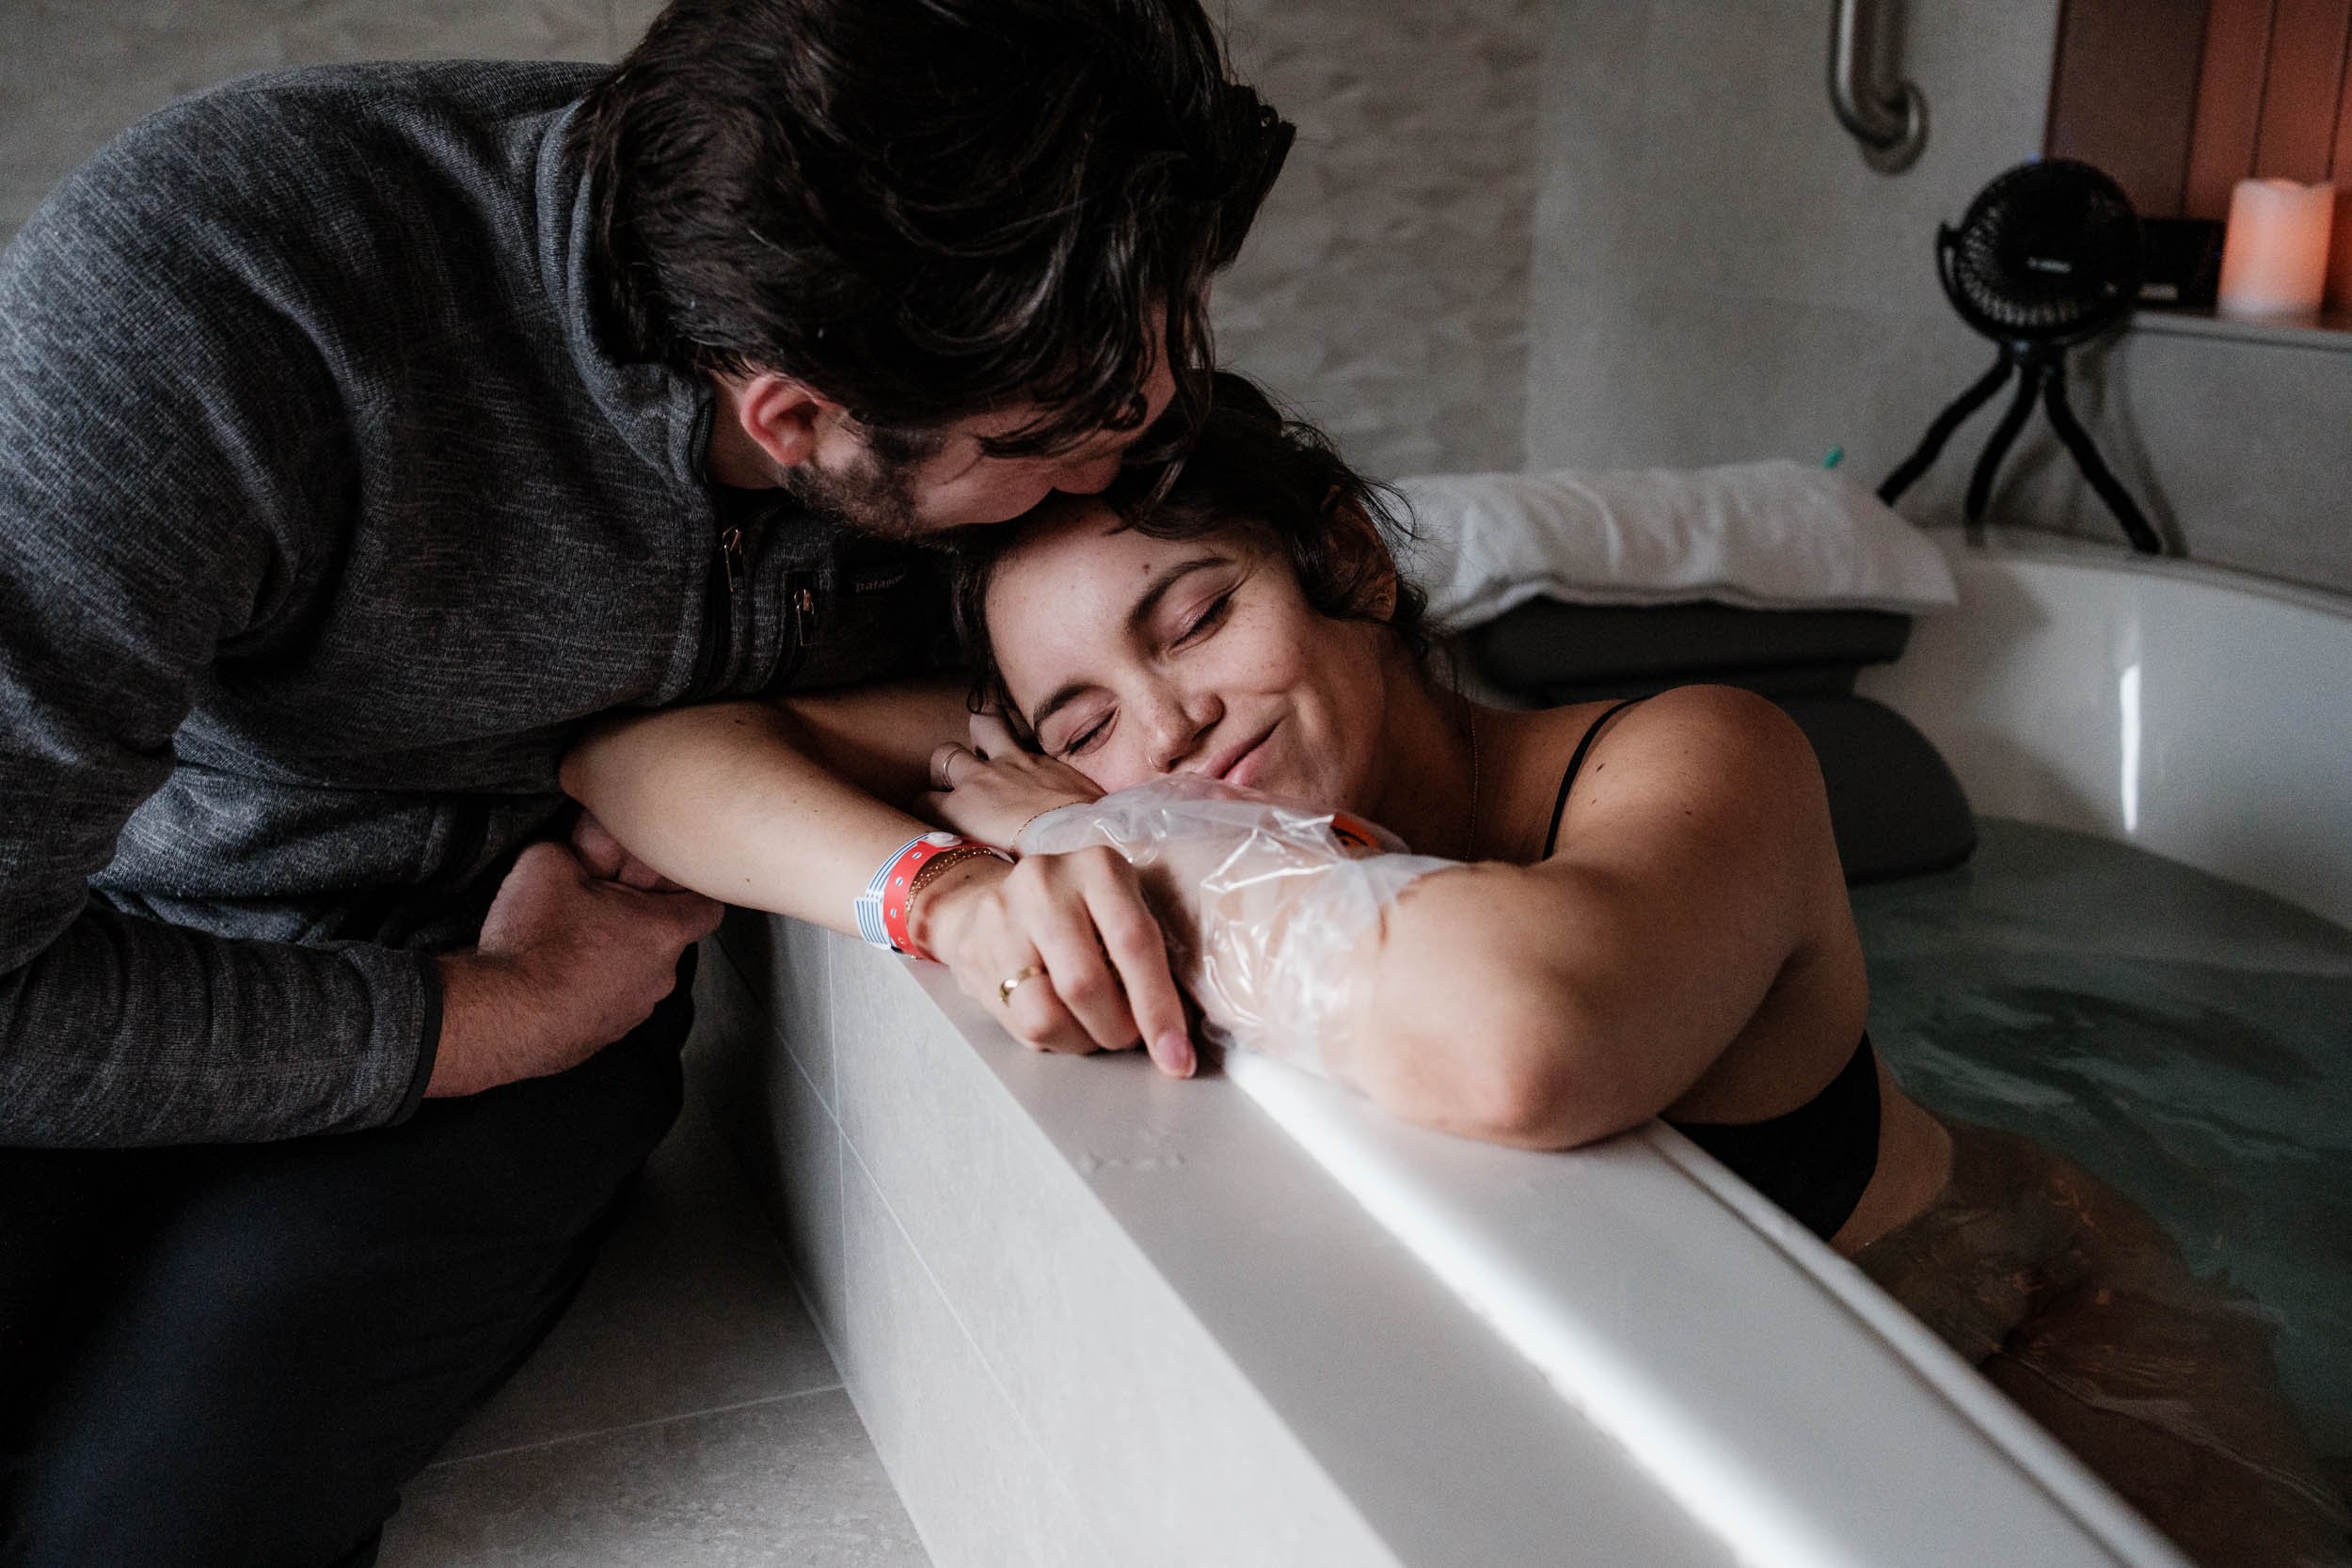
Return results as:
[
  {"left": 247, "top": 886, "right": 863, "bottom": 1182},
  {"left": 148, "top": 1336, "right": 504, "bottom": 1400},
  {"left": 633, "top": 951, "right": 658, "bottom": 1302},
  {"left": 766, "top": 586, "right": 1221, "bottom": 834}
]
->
[
  {"left": 907, "top": 847, "right": 1198, "bottom": 1079},
  {"left": 1015, "top": 777, "right": 1450, "bottom": 1084},
  {"left": 916, "top": 710, "right": 1102, "bottom": 848}
]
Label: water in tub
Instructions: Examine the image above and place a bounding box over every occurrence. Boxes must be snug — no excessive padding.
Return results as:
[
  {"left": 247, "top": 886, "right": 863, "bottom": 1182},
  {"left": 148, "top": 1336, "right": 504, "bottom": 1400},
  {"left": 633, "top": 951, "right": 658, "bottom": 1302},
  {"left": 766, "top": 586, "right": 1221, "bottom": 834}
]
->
[{"left": 1851, "top": 818, "right": 2352, "bottom": 1525}]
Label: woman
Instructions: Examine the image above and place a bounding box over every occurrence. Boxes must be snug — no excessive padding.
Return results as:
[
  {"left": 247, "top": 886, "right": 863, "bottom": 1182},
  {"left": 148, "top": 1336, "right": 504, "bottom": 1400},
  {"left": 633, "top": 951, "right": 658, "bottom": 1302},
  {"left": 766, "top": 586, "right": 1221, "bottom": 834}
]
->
[{"left": 564, "top": 375, "right": 2348, "bottom": 1564}]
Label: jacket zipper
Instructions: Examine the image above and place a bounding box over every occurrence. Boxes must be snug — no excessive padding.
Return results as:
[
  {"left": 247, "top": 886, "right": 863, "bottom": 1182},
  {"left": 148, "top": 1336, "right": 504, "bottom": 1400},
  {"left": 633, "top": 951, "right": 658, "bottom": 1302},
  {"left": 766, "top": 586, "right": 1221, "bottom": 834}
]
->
[
  {"left": 691, "top": 524, "right": 747, "bottom": 697},
  {"left": 720, "top": 525, "right": 745, "bottom": 598},
  {"left": 782, "top": 581, "right": 816, "bottom": 686}
]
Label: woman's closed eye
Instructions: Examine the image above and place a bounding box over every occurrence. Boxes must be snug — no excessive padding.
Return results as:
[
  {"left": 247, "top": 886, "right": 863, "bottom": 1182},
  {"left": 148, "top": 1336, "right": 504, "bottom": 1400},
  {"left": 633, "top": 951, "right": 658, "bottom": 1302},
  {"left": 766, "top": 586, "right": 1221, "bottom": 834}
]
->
[
  {"left": 1173, "top": 591, "right": 1233, "bottom": 647},
  {"left": 1053, "top": 587, "right": 1235, "bottom": 757},
  {"left": 1061, "top": 709, "right": 1113, "bottom": 757}
]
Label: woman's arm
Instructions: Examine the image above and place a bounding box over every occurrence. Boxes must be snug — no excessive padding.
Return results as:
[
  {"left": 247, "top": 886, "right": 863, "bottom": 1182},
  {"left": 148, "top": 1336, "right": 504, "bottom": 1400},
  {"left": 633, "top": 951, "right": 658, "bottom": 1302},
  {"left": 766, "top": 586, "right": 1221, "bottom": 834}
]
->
[
  {"left": 1011, "top": 685, "right": 1851, "bottom": 1145},
  {"left": 559, "top": 685, "right": 1198, "bottom": 1074},
  {"left": 1340, "top": 686, "right": 1854, "bottom": 1148},
  {"left": 561, "top": 685, "right": 965, "bottom": 926}
]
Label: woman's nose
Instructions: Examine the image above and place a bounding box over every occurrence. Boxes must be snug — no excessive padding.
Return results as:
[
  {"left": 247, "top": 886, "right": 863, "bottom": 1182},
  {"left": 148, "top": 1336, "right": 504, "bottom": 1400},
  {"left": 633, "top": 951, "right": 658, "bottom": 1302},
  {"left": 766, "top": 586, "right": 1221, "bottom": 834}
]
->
[{"left": 1143, "top": 687, "right": 1221, "bottom": 774}]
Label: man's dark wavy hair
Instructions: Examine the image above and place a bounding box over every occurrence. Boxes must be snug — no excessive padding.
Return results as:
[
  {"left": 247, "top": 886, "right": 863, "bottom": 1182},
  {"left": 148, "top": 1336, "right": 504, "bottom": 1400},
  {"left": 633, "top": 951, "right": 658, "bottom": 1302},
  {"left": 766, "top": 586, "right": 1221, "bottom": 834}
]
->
[
  {"left": 953, "top": 371, "right": 1430, "bottom": 736},
  {"left": 569, "top": 0, "right": 1295, "bottom": 458}
]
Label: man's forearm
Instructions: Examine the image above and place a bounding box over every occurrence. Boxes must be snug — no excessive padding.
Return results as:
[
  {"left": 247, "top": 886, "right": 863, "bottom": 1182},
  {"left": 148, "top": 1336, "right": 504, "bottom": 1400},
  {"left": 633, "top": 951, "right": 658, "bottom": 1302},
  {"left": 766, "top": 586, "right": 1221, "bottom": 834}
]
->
[{"left": 0, "top": 901, "right": 437, "bottom": 1148}]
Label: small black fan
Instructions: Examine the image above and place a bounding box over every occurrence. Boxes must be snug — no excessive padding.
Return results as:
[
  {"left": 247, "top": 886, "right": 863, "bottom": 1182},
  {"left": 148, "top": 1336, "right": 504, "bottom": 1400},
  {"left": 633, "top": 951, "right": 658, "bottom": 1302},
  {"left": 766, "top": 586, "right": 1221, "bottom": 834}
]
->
[{"left": 1880, "top": 159, "right": 2161, "bottom": 554}]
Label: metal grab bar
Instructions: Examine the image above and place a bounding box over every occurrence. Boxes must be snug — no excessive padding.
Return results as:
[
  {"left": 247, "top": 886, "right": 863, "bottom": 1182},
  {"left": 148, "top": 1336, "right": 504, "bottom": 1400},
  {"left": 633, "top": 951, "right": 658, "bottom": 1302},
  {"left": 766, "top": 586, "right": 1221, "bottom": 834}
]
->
[{"left": 1829, "top": 0, "right": 1927, "bottom": 173}]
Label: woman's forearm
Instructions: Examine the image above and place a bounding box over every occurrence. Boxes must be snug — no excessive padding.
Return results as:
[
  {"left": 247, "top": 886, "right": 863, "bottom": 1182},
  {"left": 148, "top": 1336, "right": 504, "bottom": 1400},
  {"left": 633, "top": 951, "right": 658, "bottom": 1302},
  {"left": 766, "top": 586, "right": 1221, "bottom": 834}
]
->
[
  {"left": 1336, "top": 863, "right": 1645, "bottom": 1148},
  {"left": 560, "top": 701, "right": 932, "bottom": 933},
  {"left": 1141, "top": 832, "right": 1689, "bottom": 1147},
  {"left": 1344, "top": 857, "right": 1794, "bottom": 1149},
  {"left": 1011, "top": 783, "right": 1558, "bottom": 1113}
]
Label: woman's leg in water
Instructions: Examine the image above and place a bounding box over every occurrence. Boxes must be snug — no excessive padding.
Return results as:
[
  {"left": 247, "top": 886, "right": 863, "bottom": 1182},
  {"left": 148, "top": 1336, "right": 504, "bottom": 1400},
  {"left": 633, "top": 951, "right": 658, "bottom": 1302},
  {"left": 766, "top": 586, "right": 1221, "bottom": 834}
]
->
[{"left": 1857, "top": 1123, "right": 2351, "bottom": 1568}]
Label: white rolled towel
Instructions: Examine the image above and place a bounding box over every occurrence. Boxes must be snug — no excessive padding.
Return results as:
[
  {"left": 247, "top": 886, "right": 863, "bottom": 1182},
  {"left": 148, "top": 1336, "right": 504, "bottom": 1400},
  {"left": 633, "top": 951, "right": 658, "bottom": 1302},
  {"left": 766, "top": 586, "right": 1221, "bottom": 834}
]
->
[{"left": 1394, "top": 459, "right": 1958, "bottom": 630}]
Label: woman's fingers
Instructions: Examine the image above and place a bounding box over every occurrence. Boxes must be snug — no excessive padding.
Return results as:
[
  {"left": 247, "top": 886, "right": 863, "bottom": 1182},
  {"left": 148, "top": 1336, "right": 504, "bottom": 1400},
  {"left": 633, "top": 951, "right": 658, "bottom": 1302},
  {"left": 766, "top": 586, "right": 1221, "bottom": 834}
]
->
[
  {"left": 1009, "top": 852, "right": 1193, "bottom": 1073},
  {"left": 935, "top": 849, "right": 1195, "bottom": 1077},
  {"left": 994, "top": 955, "right": 1096, "bottom": 1054},
  {"left": 915, "top": 747, "right": 1096, "bottom": 847},
  {"left": 929, "top": 741, "right": 976, "bottom": 792},
  {"left": 1081, "top": 861, "right": 1196, "bottom": 1077},
  {"left": 969, "top": 708, "right": 1022, "bottom": 757},
  {"left": 1025, "top": 892, "right": 1146, "bottom": 1055}
]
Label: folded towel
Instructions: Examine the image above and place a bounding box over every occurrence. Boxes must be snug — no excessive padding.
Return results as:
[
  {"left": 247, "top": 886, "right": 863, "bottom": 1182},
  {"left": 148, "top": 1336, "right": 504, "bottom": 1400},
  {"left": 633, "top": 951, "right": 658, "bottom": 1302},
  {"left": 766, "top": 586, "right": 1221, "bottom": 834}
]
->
[{"left": 1394, "top": 459, "right": 1958, "bottom": 629}]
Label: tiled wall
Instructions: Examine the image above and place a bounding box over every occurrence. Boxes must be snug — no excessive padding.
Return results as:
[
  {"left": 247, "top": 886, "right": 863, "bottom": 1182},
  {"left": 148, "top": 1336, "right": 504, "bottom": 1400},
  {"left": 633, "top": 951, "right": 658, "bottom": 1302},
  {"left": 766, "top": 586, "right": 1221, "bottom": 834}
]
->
[
  {"left": 1212, "top": 0, "right": 1544, "bottom": 478},
  {"left": 0, "top": 0, "right": 1540, "bottom": 483},
  {"left": 0, "top": 0, "right": 644, "bottom": 238},
  {"left": 1523, "top": 1, "right": 2062, "bottom": 499},
  {"left": 1521, "top": 0, "right": 2352, "bottom": 595}
]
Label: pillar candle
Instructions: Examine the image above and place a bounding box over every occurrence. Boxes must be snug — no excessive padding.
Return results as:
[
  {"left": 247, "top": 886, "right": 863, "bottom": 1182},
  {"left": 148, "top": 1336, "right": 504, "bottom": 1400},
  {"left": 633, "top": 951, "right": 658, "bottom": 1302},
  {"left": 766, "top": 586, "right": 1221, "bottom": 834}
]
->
[{"left": 2217, "top": 178, "right": 2335, "bottom": 317}]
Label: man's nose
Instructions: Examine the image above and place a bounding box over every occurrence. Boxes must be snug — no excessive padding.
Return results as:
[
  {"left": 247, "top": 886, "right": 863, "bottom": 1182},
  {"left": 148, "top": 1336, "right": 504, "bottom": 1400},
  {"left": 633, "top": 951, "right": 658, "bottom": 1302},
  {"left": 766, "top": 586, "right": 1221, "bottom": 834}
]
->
[{"left": 1054, "top": 452, "right": 1124, "bottom": 496}]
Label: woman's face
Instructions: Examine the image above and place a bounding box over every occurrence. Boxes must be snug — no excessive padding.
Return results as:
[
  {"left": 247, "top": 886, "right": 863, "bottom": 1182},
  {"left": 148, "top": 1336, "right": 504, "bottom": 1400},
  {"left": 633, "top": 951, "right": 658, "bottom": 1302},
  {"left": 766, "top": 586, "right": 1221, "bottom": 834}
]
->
[{"left": 985, "top": 500, "right": 1396, "bottom": 807}]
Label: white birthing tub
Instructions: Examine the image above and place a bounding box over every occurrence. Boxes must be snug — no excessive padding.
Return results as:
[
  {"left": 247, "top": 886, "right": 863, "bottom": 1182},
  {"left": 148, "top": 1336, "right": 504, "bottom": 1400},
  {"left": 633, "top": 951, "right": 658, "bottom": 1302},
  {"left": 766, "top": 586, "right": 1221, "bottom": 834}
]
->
[
  {"left": 1861, "top": 526, "right": 2352, "bottom": 932},
  {"left": 693, "top": 524, "right": 2349, "bottom": 1568}
]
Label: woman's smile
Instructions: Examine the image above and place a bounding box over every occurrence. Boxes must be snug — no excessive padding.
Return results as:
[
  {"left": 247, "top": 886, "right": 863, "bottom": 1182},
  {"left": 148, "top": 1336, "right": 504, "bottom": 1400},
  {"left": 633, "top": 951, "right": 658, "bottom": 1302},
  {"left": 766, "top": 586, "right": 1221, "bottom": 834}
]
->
[
  {"left": 1205, "top": 722, "right": 1279, "bottom": 788},
  {"left": 984, "top": 499, "right": 1395, "bottom": 815}
]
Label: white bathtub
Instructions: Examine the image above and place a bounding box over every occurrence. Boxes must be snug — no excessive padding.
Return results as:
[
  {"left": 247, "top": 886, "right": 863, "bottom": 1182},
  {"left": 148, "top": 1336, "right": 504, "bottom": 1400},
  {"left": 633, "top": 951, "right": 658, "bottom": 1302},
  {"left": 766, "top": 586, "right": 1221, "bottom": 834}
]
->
[
  {"left": 693, "top": 525, "right": 2349, "bottom": 1568},
  {"left": 1859, "top": 526, "right": 2352, "bottom": 932}
]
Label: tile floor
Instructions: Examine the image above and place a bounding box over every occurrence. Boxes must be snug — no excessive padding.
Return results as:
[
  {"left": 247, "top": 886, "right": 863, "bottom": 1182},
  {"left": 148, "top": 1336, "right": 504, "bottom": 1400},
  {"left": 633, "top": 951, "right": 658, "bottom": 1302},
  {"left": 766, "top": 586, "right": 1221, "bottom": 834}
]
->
[{"left": 375, "top": 1057, "right": 930, "bottom": 1567}]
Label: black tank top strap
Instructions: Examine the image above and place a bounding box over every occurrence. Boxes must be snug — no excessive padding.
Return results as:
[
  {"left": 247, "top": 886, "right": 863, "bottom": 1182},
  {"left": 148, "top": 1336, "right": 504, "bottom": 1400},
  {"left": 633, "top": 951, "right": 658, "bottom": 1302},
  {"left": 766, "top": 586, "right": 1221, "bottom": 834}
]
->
[{"left": 1541, "top": 697, "right": 1646, "bottom": 859}]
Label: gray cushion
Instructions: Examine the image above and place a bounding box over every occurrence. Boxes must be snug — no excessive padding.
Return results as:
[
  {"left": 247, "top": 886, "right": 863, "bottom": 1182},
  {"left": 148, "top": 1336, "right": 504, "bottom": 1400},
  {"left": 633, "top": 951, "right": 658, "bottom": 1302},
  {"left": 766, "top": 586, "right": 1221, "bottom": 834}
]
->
[
  {"left": 1460, "top": 598, "right": 1970, "bottom": 883},
  {"left": 1777, "top": 695, "right": 1976, "bottom": 884},
  {"left": 1469, "top": 598, "right": 1912, "bottom": 699}
]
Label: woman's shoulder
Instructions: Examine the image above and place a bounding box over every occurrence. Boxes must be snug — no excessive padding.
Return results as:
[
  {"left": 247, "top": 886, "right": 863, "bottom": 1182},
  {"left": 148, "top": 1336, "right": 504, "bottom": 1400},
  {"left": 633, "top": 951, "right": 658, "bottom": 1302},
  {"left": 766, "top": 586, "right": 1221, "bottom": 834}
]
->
[
  {"left": 1500, "top": 685, "right": 1822, "bottom": 860},
  {"left": 1522, "top": 682, "right": 1796, "bottom": 744},
  {"left": 1515, "top": 684, "right": 1811, "bottom": 782}
]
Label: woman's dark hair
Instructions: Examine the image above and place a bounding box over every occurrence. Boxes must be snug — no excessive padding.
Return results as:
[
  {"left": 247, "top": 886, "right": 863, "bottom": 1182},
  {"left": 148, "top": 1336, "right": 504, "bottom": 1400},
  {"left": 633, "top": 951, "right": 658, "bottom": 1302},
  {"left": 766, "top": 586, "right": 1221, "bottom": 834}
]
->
[
  {"left": 569, "top": 0, "right": 1294, "bottom": 458},
  {"left": 953, "top": 371, "right": 1430, "bottom": 730}
]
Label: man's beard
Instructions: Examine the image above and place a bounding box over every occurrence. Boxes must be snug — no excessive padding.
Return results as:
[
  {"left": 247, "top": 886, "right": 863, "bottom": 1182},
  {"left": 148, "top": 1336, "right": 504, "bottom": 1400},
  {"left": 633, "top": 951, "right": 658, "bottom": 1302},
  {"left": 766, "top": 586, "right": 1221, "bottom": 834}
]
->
[{"left": 778, "top": 448, "right": 927, "bottom": 541}]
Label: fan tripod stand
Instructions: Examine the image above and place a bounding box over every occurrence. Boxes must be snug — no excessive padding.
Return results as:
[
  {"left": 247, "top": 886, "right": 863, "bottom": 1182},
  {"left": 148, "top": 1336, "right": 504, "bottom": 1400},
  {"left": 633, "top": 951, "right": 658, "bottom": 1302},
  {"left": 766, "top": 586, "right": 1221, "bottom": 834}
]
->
[{"left": 1877, "top": 341, "right": 2162, "bottom": 555}]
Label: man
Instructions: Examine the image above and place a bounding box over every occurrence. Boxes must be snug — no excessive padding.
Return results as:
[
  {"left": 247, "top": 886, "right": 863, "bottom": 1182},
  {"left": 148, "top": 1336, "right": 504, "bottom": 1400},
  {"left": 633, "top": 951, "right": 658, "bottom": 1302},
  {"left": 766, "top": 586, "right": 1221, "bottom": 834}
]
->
[{"left": 0, "top": 0, "right": 1291, "bottom": 1560}]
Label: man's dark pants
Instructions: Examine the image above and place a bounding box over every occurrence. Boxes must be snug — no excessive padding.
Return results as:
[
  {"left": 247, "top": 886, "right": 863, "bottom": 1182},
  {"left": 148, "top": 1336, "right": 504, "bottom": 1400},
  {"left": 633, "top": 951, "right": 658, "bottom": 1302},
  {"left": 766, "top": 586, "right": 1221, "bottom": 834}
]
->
[{"left": 0, "top": 955, "right": 696, "bottom": 1568}]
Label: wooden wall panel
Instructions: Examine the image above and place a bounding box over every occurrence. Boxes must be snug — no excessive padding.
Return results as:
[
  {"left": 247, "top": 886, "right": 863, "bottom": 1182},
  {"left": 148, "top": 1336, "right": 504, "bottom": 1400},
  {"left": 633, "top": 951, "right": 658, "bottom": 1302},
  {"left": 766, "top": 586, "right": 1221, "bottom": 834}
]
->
[
  {"left": 2333, "top": 24, "right": 2352, "bottom": 176},
  {"left": 2185, "top": 0, "right": 2278, "bottom": 217},
  {"left": 2252, "top": 0, "right": 2352, "bottom": 177},
  {"left": 2046, "top": 0, "right": 2213, "bottom": 214},
  {"left": 2055, "top": 0, "right": 2352, "bottom": 221},
  {"left": 2331, "top": 27, "right": 2352, "bottom": 309}
]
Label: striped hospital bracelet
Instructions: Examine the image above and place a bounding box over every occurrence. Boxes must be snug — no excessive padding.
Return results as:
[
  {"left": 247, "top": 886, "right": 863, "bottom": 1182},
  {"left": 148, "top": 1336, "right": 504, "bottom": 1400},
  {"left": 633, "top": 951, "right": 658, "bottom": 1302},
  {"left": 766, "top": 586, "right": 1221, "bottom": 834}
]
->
[{"left": 853, "top": 832, "right": 1010, "bottom": 961}]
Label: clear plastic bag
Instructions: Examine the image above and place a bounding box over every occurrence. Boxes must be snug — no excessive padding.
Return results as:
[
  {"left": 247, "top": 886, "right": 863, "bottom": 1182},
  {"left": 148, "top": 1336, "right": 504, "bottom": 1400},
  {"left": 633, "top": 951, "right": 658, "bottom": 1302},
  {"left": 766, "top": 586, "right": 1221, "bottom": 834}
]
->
[{"left": 1019, "top": 775, "right": 1453, "bottom": 1081}]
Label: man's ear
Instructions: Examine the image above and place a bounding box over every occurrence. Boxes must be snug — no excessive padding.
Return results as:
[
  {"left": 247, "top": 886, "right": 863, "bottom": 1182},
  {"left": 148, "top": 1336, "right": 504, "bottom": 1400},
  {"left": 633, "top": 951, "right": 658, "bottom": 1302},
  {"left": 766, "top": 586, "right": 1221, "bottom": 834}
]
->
[{"left": 733, "top": 372, "right": 839, "bottom": 470}]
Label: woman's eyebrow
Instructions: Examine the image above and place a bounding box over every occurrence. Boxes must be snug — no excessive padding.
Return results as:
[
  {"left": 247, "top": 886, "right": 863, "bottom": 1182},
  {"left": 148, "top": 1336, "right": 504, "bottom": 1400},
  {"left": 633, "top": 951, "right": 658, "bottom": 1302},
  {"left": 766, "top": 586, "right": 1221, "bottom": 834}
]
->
[{"left": 1025, "top": 553, "right": 1228, "bottom": 736}]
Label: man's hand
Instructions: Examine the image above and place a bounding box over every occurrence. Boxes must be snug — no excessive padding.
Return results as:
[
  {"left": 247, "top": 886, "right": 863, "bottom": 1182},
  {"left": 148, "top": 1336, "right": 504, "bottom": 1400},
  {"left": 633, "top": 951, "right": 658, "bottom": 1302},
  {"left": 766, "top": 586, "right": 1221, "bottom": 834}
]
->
[
  {"left": 909, "top": 849, "right": 1196, "bottom": 1078},
  {"left": 427, "top": 837, "right": 723, "bottom": 1097},
  {"left": 569, "top": 810, "right": 685, "bottom": 891}
]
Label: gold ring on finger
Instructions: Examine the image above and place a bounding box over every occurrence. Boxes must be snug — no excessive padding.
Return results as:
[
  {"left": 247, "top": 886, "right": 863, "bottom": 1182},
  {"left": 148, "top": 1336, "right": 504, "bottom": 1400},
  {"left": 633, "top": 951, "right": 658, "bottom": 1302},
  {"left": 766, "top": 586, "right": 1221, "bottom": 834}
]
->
[{"left": 996, "top": 964, "right": 1043, "bottom": 1006}]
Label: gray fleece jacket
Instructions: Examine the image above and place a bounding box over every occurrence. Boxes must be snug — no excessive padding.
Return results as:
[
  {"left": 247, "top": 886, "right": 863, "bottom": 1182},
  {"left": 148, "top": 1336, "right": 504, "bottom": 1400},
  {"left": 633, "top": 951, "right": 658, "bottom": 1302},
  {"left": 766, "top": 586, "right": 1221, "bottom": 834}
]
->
[{"left": 0, "top": 61, "right": 946, "bottom": 1148}]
